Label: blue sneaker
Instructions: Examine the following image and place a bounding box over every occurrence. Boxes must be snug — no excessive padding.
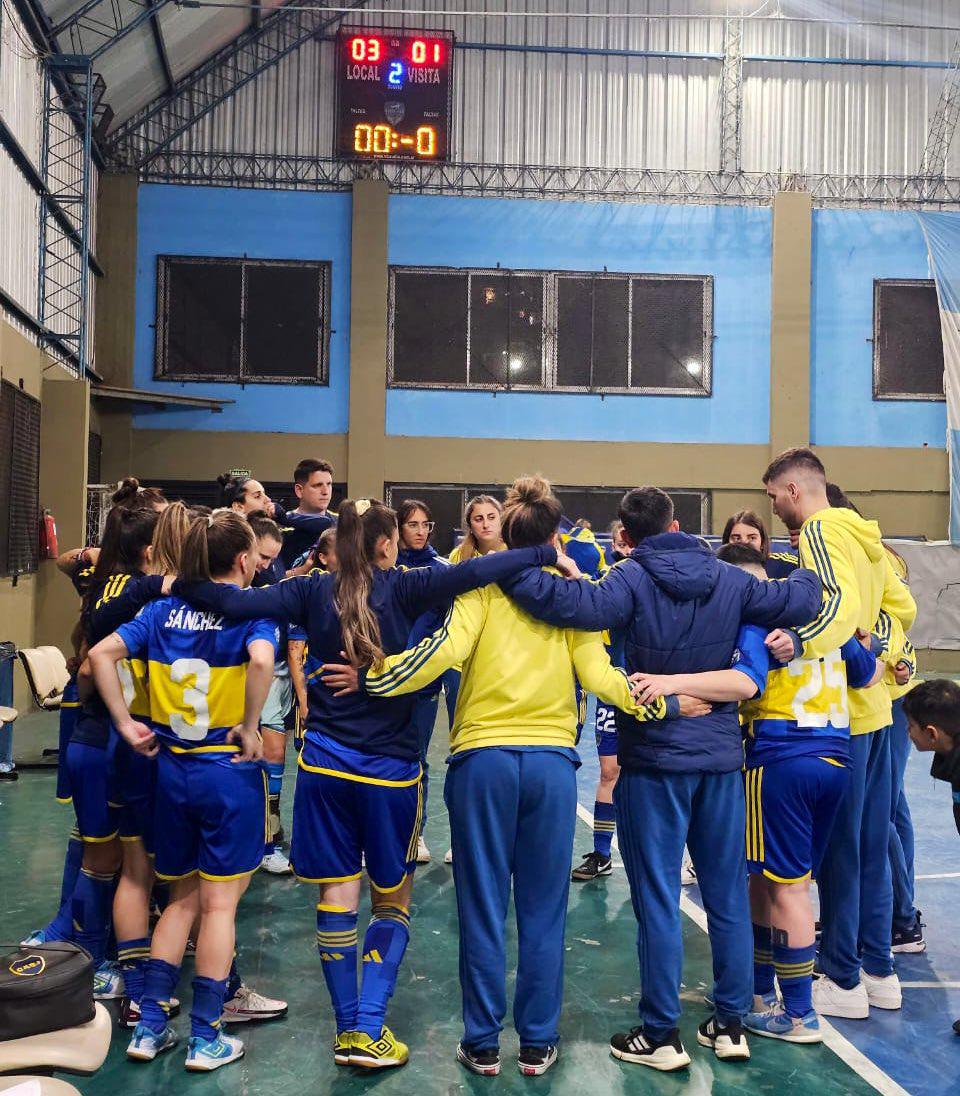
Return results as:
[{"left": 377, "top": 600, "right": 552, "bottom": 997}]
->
[
  {"left": 745, "top": 1006, "right": 822, "bottom": 1044},
  {"left": 127, "top": 1023, "right": 179, "bottom": 1061},
  {"left": 21, "top": 929, "right": 48, "bottom": 946},
  {"left": 94, "top": 960, "right": 124, "bottom": 1000},
  {"left": 185, "top": 1032, "right": 245, "bottom": 1071}
]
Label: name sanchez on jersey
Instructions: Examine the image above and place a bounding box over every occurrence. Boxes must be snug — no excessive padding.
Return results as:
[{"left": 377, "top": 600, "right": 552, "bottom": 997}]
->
[{"left": 163, "top": 607, "right": 225, "bottom": 633}]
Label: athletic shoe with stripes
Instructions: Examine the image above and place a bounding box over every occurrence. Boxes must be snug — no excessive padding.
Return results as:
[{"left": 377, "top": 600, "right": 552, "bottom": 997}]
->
[
  {"left": 127, "top": 1023, "right": 179, "bottom": 1062},
  {"left": 222, "top": 983, "right": 288, "bottom": 1023},
  {"left": 334, "top": 1030, "right": 355, "bottom": 1065},
  {"left": 185, "top": 1032, "right": 245, "bottom": 1071},
  {"left": 696, "top": 1016, "right": 751, "bottom": 1061},
  {"left": 571, "top": 851, "right": 612, "bottom": 881},
  {"left": 745, "top": 1005, "right": 822, "bottom": 1043},
  {"left": 518, "top": 1045, "right": 558, "bottom": 1076},
  {"left": 609, "top": 1026, "right": 690, "bottom": 1071},
  {"left": 350, "top": 1026, "right": 408, "bottom": 1068}
]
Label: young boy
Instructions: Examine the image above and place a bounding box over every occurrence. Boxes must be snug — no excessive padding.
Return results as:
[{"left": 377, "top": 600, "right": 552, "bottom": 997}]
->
[{"left": 903, "top": 679, "right": 960, "bottom": 1036}]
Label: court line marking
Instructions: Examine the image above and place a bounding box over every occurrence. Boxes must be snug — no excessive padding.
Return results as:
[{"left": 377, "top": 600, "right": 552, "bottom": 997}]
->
[
  {"left": 915, "top": 871, "right": 960, "bottom": 880},
  {"left": 899, "top": 981, "right": 960, "bottom": 989},
  {"left": 573, "top": 802, "right": 911, "bottom": 1096}
]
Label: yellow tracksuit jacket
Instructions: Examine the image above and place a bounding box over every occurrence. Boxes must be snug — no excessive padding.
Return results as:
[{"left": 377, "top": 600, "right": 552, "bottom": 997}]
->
[
  {"left": 364, "top": 576, "right": 668, "bottom": 754},
  {"left": 794, "top": 507, "right": 917, "bottom": 734}
]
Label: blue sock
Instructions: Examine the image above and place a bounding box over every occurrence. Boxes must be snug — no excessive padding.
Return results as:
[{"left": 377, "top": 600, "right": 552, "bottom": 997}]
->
[
  {"left": 44, "top": 831, "right": 83, "bottom": 941},
  {"left": 753, "top": 923, "right": 775, "bottom": 998},
  {"left": 316, "top": 904, "right": 359, "bottom": 1033},
  {"left": 140, "top": 958, "right": 180, "bottom": 1034},
  {"left": 265, "top": 761, "right": 284, "bottom": 855},
  {"left": 191, "top": 975, "right": 229, "bottom": 1041},
  {"left": 71, "top": 867, "right": 115, "bottom": 966},
  {"left": 357, "top": 905, "right": 410, "bottom": 1039},
  {"left": 117, "top": 937, "right": 151, "bottom": 1005},
  {"left": 593, "top": 800, "right": 616, "bottom": 857},
  {"left": 226, "top": 956, "right": 241, "bottom": 1001},
  {"left": 774, "top": 941, "right": 816, "bottom": 1018}
]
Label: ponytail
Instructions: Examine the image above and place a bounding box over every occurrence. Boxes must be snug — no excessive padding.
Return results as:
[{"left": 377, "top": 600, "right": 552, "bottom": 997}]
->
[
  {"left": 334, "top": 499, "right": 396, "bottom": 666},
  {"left": 151, "top": 500, "right": 191, "bottom": 574},
  {"left": 501, "top": 475, "right": 562, "bottom": 548},
  {"left": 179, "top": 509, "right": 254, "bottom": 582},
  {"left": 111, "top": 476, "right": 166, "bottom": 511},
  {"left": 92, "top": 505, "right": 159, "bottom": 584}
]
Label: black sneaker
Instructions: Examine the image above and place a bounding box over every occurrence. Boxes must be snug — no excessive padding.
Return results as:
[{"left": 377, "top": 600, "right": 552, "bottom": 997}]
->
[
  {"left": 457, "top": 1043, "right": 500, "bottom": 1076},
  {"left": 572, "top": 851, "right": 613, "bottom": 882},
  {"left": 696, "top": 1016, "right": 751, "bottom": 1061},
  {"left": 518, "top": 1045, "right": 558, "bottom": 1076},
  {"left": 609, "top": 1027, "right": 690, "bottom": 1071},
  {"left": 892, "top": 910, "right": 925, "bottom": 953}
]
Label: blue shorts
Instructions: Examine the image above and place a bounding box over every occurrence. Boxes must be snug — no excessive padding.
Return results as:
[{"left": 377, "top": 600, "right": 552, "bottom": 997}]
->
[
  {"left": 56, "top": 678, "right": 80, "bottom": 803},
  {"left": 745, "top": 755, "right": 849, "bottom": 884},
  {"left": 113, "top": 739, "right": 157, "bottom": 853},
  {"left": 291, "top": 737, "right": 422, "bottom": 892},
  {"left": 66, "top": 738, "right": 119, "bottom": 844},
  {"left": 595, "top": 702, "right": 618, "bottom": 757},
  {"left": 153, "top": 751, "right": 267, "bottom": 882}
]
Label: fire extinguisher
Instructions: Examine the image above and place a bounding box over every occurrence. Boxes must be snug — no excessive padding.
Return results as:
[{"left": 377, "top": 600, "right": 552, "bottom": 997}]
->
[{"left": 39, "top": 509, "right": 59, "bottom": 559}]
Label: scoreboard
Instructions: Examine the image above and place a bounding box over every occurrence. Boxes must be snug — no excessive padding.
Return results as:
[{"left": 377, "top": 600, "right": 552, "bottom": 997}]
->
[{"left": 334, "top": 27, "right": 454, "bottom": 161}]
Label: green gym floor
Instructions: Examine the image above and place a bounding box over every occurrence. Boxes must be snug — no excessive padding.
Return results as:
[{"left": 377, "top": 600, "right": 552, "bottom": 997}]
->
[{"left": 2, "top": 714, "right": 884, "bottom": 1095}]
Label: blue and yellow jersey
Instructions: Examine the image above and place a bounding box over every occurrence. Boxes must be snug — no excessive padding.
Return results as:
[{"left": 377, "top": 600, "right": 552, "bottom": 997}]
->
[
  {"left": 733, "top": 624, "right": 878, "bottom": 767},
  {"left": 116, "top": 594, "right": 278, "bottom": 756}
]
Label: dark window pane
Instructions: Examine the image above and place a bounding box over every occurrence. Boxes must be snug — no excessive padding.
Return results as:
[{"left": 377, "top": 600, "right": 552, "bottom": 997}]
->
[
  {"left": 631, "top": 277, "right": 709, "bottom": 392},
  {"left": 554, "top": 486, "right": 707, "bottom": 537},
  {"left": 874, "top": 281, "right": 945, "bottom": 399},
  {"left": 557, "top": 277, "right": 629, "bottom": 388},
  {"left": 246, "top": 264, "right": 323, "bottom": 379},
  {"left": 159, "top": 259, "right": 242, "bottom": 379},
  {"left": 392, "top": 272, "right": 468, "bottom": 384},
  {"left": 0, "top": 382, "right": 40, "bottom": 576},
  {"left": 87, "top": 432, "right": 102, "bottom": 484},
  {"left": 470, "top": 275, "right": 543, "bottom": 386}
]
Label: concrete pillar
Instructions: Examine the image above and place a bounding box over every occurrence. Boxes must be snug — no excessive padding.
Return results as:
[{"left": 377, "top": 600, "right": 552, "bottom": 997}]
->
[{"left": 346, "top": 179, "right": 389, "bottom": 500}]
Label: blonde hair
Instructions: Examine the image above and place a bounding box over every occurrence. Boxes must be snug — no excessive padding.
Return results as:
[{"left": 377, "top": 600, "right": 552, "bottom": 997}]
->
[
  {"left": 501, "top": 475, "right": 561, "bottom": 548},
  {"left": 150, "top": 500, "right": 191, "bottom": 574},
  {"left": 456, "top": 494, "right": 503, "bottom": 561}
]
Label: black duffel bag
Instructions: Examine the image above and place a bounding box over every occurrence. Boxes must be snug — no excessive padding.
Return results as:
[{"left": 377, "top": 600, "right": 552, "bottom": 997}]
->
[{"left": 0, "top": 942, "right": 94, "bottom": 1042}]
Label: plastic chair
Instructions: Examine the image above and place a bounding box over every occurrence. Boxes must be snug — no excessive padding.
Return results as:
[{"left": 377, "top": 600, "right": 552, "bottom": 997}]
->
[
  {"left": 15, "top": 649, "right": 69, "bottom": 711},
  {"left": 0, "top": 1002, "right": 111, "bottom": 1095}
]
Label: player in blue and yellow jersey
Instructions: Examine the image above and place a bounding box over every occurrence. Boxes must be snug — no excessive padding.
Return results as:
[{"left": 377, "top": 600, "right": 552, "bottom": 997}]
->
[
  {"left": 55, "top": 506, "right": 164, "bottom": 1001},
  {"left": 332, "top": 477, "right": 708, "bottom": 1078},
  {"left": 763, "top": 449, "right": 916, "bottom": 1020},
  {"left": 631, "top": 542, "right": 883, "bottom": 1044},
  {"left": 91, "top": 510, "right": 278, "bottom": 1073},
  {"left": 721, "top": 509, "right": 799, "bottom": 579},
  {"left": 287, "top": 527, "right": 336, "bottom": 751},
  {"left": 170, "top": 499, "right": 556, "bottom": 1070}
]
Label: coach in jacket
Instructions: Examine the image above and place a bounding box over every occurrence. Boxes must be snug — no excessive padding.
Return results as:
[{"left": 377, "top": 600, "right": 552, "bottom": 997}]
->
[{"left": 500, "top": 486, "right": 822, "bottom": 1071}]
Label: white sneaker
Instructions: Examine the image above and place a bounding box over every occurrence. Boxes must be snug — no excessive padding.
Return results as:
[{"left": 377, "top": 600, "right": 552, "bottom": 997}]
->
[
  {"left": 444, "top": 848, "right": 453, "bottom": 864},
  {"left": 860, "top": 970, "right": 902, "bottom": 1011},
  {"left": 812, "top": 975, "right": 870, "bottom": 1019},
  {"left": 680, "top": 856, "right": 697, "bottom": 887},
  {"left": 416, "top": 836, "right": 431, "bottom": 864},
  {"left": 222, "top": 983, "right": 288, "bottom": 1023},
  {"left": 260, "top": 849, "right": 292, "bottom": 875}
]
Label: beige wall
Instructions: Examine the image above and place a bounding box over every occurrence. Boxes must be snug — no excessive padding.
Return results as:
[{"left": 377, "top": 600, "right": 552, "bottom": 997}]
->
[{"left": 0, "top": 320, "right": 86, "bottom": 710}]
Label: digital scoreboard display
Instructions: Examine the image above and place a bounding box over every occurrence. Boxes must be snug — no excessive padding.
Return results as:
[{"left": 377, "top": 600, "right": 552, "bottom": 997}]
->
[{"left": 335, "top": 27, "right": 454, "bottom": 161}]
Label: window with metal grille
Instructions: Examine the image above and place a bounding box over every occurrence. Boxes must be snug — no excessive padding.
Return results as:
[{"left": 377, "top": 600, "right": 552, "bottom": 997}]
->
[
  {"left": 386, "top": 483, "right": 710, "bottom": 555},
  {"left": 873, "top": 280, "right": 945, "bottom": 400},
  {"left": 155, "top": 256, "right": 331, "bottom": 385},
  {"left": 0, "top": 382, "right": 41, "bottom": 578},
  {"left": 87, "top": 432, "right": 102, "bottom": 485},
  {"left": 389, "top": 267, "right": 712, "bottom": 395}
]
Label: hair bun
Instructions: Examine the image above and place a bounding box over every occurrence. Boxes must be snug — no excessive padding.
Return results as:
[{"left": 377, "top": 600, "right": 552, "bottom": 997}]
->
[{"left": 511, "top": 474, "right": 552, "bottom": 504}]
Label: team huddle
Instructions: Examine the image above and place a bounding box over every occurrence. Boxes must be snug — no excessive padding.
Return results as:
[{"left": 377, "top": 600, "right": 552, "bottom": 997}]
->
[{"left": 21, "top": 446, "right": 949, "bottom": 1077}]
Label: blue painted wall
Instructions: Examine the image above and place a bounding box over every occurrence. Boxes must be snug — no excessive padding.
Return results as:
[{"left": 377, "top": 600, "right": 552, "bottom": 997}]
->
[
  {"left": 386, "top": 196, "right": 772, "bottom": 444},
  {"left": 811, "top": 209, "right": 947, "bottom": 449},
  {"left": 132, "top": 184, "right": 351, "bottom": 432}
]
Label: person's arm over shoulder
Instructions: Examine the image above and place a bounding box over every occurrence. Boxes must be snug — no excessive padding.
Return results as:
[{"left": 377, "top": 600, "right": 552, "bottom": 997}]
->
[
  {"left": 173, "top": 573, "right": 315, "bottom": 627},
  {"left": 394, "top": 545, "right": 556, "bottom": 617},
  {"left": 363, "top": 591, "right": 485, "bottom": 698},
  {"left": 568, "top": 631, "right": 670, "bottom": 721},
  {"left": 500, "top": 561, "right": 634, "bottom": 632},
  {"left": 114, "top": 600, "right": 156, "bottom": 662},
  {"left": 738, "top": 564, "right": 823, "bottom": 630},
  {"left": 90, "top": 574, "right": 165, "bottom": 639},
  {"left": 839, "top": 635, "right": 879, "bottom": 690}
]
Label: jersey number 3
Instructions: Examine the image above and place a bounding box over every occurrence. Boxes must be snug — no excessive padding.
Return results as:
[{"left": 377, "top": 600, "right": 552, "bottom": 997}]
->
[{"left": 169, "top": 658, "right": 212, "bottom": 741}]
